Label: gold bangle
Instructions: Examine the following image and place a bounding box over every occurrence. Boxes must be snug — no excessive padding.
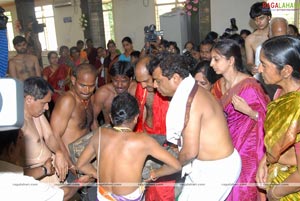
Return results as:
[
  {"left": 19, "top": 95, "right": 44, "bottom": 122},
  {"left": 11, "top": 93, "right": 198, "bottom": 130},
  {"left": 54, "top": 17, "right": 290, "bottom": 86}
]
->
[{"left": 271, "top": 186, "right": 282, "bottom": 200}]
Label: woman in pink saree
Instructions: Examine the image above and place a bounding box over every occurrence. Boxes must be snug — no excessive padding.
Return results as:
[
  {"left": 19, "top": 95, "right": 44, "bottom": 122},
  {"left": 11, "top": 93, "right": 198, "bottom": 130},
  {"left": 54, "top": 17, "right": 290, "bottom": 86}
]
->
[{"left": 211, "top": 39, "right": 269, "bottom": 201}]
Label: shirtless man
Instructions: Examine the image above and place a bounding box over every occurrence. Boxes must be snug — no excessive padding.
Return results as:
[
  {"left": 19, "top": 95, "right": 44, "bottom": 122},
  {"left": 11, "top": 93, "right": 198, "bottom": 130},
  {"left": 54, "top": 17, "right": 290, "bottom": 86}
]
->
[
  {"left": 245, "top": 2, "right": 271, "bottom": 74},
  {"left": 92, "top": 61, "right": 137, "bottom": 128},
  {"left": 0, "top": 129, "right": 91, "bottom": 201},
  {"left": 50, "top": 63, "right": 97, "bottom": 171},
  {"left": 8, "top": 36, "right": 41, "bottom": 81},
  {"left": 22, "top": 77, "right": 68, "bottom": 183},
  {"left": 135, "top": 56, "right": 169, "bottom": 140},
  {"left": 77, "top": 92, "right": 181, "bottom": 200},
  {"left": 151, "top": 53, "right": 242, "bottom": 201}
]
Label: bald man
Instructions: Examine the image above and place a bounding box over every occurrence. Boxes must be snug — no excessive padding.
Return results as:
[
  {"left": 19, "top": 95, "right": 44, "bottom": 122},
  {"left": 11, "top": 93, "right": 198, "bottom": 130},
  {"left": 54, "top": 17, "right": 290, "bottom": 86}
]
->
[
  {"left": 255, "top": 17, "right": 288, "bottom": 100},
  {"left": 135, "top": 56, "right": 179, "bottom": 201}
]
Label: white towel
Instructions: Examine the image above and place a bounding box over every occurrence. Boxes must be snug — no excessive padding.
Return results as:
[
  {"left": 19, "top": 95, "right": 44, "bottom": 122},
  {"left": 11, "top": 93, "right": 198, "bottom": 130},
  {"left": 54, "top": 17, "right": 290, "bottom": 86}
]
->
[{"left": 166, "top": 74, "right": 195, "bottom": 177}]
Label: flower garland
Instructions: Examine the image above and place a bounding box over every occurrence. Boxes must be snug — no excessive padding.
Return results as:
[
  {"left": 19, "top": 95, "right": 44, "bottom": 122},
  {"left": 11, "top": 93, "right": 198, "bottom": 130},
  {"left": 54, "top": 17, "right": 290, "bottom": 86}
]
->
[
  {"left": 79, "top": 13, "right": 88, "bottom": 30},
  {"left": 184, "top": 0, "right": 199, "bottom": 16}
]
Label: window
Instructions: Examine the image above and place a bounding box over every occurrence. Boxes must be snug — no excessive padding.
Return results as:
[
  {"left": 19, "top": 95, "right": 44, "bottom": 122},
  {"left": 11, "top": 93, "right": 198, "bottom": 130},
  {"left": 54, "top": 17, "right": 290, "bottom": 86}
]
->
[
  {"left": 155, "top": 0, "right": 185, "bottom": 30},
  {"left": 103, "top": 0, "right": 115, "bottom": 46},
  {"left": 4, "top": 11, "right": 15, "bottom": 51},
  {"left": 35, "top": 5, "right": 57, "bottom": 51}
]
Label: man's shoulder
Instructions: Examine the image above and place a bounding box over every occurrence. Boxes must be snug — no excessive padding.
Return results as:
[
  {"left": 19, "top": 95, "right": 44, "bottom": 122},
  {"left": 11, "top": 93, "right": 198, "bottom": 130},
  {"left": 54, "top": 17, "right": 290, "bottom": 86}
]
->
[
  {"left": 96, "top": 84, "right": 114, "bottom": 95},
  {"left": 24, "top": 54, "right": 38, "bottom": 60},
  {"left": 129, "top": 81, "right": 137, "bottom": 95},
  {"left": 245, "top": 33, "right": 257, "bottom": 44},
  {"left": 9, "top": 55, "right": 21, "bottom": 63},
  {"left": 56, "top": 91, "right": 76, "bottom": 106}
]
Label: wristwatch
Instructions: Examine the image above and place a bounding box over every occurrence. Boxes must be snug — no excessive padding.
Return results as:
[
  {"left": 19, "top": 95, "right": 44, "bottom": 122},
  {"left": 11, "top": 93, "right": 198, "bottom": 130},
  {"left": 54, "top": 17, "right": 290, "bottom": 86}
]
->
[{"left": 41, "top": 165, "right": 48, "bottom": 176}]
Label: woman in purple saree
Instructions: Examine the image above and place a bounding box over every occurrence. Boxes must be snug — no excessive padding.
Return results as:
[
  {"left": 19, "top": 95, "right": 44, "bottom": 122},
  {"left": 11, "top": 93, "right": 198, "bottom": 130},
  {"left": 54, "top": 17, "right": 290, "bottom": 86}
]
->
[{"left": 211, "top": 39, "right": 269, "bottom": 201}]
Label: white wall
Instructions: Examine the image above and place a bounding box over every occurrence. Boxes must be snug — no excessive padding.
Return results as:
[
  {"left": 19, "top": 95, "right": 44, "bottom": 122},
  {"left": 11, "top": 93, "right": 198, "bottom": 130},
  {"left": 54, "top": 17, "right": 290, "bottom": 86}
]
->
[
  {"left": 52, "top": 1, "right": 84, "bottom": 48},
  {"left": 3, "top": 0, "right": 264, "bottom": 55},
  {"left": 211, "top": 0, "right": 258, "bottom": 36},
  {"left": 112, "top": 0, "right": 155, "bottom": 51}
]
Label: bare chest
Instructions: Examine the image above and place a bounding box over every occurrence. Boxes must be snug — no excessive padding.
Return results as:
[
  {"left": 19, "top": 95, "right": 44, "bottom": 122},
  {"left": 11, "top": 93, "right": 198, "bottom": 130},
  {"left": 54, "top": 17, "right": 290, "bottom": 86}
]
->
[{"left": 72, "top": 101, "right": 93, "bottom": 130}]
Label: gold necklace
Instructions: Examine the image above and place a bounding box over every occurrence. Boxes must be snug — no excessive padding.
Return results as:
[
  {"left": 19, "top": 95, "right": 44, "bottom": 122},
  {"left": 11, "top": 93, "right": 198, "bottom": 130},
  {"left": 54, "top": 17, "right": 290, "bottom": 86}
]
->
[
  {"left": 225, "top": 71, "right": 239, "bottom": 91},
  {"left": 113, "top": 126, "right": 132, "bottom": 133}
]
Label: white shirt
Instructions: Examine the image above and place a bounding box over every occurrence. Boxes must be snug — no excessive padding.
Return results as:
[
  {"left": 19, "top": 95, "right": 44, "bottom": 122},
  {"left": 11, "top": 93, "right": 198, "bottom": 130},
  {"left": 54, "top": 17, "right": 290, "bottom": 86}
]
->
[{"left": 0, "top": 160, "right": 64, "bottom": 201}]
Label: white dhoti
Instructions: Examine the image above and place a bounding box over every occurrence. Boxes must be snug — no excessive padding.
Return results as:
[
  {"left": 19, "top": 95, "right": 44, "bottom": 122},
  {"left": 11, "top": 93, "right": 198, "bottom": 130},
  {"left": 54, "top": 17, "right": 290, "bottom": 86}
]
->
[{"left": 179, "top": 149, "right": 242, "bottom": 201}]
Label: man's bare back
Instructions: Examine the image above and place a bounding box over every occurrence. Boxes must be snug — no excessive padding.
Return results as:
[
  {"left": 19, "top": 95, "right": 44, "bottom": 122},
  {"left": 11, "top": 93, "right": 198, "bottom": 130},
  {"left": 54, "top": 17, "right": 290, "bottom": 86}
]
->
[
  {"left": 182, "top": 87, "right": 233, "bottom": 162},
  {"left": 77, "top": 93, "right": 181, "bottom": 197},
  {"left": 97, "top": 128, "right": 173, "bottom": 194},
  {"left": 9, "top": 54, "right": 41, "bottom": 81}
]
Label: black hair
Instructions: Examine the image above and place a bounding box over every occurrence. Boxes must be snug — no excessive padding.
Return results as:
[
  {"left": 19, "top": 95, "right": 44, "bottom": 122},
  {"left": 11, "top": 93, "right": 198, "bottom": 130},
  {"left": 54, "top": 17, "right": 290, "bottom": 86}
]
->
[
  {"left": 111, "top": 93, "right": 139, "bottom": 125},
  {"left": 70, "top": 46, "right": 79, "bottom": 55},
  {"left": 288, "top": 24, "right": 299, "bottom": 36},
  {"left": 240, "top": 29, "right": 251, "bottom": 36},
  {"left": 59, "top": 45, "right": 69, "bottom": 53},
  {"left": 205, "top": 31, "right": 219, "bottom": 41},
  {"left": 219, "top": 32, "right": 231, "bottom": 40},
  {"left": 249, "top": 2, "right": 272, "bottom": 19},
  {"left": 148, "top": 54, "right": 162, "bottom": 75},
  {"left": 24, "top": 77, "right": 53, "bottom": 100},
  {"left": 168, "top": 41, "right": 178, "bottom": 48},
  {"left": 200, "top": 39, "right": 215, "bottom": 50},
  {"left": 76, "top": 40, "right": 84, "bottom": 45},
  {"left": 72, "top": 63, "right": 97, "bottom": 78},
  {"left": 229, "top": 34, "right": 245, "bottom": 47},
  {"left": 86, "top": 38, "right": 93, "bottom": 43},
  {"left": 107, "top": 40, "right": 116, "bottom": 48},
  {"left": 0, "top": 129, "right": 19, "bottom": 155},
  {"left": 47, "top": 51, "right": 58, "bottom": 60},
  {"left": 191, "top": 61, "right": 221, "bottom": 84},
  {"left": 153, "top": 52, "right": 190, "bottom": 79},
  {"left": 213, "top": 39, "right": 245, "bottom": 73},
  {"left": 122, "top": 36, "right": 132, "bottom": 44},
  {"left": 130, "top": 51, "right": 140, "bottom": 58},
  {"left": 109, "top": 61, "right": 134, "bottom": 78},
  {"left": 96, "top": 47, "right": 104, "bottom": 52},
  {"left": 184, "top": 41, "right": 195, "bottom": 50},
  {"left": 160, "top": 39, "right": 169, "bottom": 49},
  {"left": 13, "top": 36, "right": 27, "bottom": 46},
  {"left": 261, "top": 35, "right": 300, "bottom": 79}
]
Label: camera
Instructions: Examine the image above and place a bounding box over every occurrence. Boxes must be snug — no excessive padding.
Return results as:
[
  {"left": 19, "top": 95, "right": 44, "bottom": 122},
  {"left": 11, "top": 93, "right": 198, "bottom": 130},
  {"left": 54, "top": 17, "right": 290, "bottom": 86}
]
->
[
  {"left": 224, "top": 18, "right": 238, "bottom": 34},
  {"left": 32, "top": 20, "right": 45, "bottom": 33},
  {"left": 0, "top": 7, "right": 8, "bottom": 30},
  {"left": 144, "top": 24, "right": 163, "bottom": 42}
]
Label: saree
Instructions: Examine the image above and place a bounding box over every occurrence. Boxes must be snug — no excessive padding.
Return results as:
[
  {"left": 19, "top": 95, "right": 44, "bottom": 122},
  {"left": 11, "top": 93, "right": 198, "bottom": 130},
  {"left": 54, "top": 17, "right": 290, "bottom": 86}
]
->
[
  {"left": 264, "top": 91, "right": 300, "bottom": 200},
  {"left": 211, "top": 77, "right": 269, "bottom": 201},
  {"left": 42, "top": 64, "right": 70, "bottom": 102}
]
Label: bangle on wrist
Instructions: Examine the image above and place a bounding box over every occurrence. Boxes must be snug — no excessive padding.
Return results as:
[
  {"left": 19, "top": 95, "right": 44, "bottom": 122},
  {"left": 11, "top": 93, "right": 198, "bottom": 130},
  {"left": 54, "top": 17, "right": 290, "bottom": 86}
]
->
[
  {"left": 271, "top": 186, "right": 282, "bottom": 200},
  {"left": 150, "top": 170, "right": 158, "bottom": 181},
  {"left": 250, "top": 111, "right": 258, "bottom": 120},
  {"left": 255, "top": 112, "right": 259, "bottom": 120},
  {"left": 41, "top": 165, "right": 48, "bottom": 176}
]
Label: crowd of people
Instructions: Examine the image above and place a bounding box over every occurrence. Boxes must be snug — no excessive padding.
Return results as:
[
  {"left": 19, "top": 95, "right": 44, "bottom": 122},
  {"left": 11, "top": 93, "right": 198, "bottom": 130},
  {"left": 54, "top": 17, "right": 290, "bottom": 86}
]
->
[{"left": 2, "top": 1, "right": 300, "bottom": 201}]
